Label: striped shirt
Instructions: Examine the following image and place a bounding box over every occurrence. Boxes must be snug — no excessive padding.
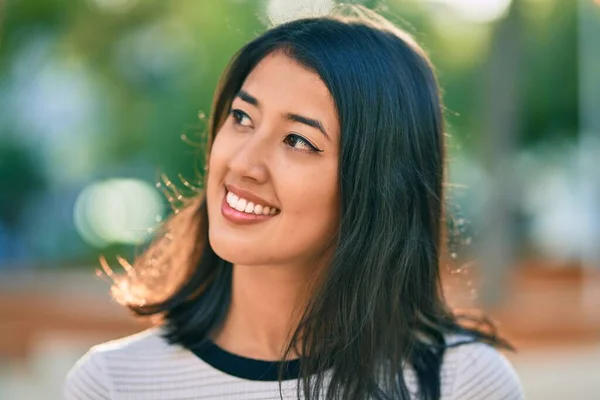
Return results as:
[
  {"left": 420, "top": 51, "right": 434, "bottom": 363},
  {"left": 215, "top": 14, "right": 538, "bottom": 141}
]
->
[{"left": 64, "top": 328, "right": 524, "bottom": 399}]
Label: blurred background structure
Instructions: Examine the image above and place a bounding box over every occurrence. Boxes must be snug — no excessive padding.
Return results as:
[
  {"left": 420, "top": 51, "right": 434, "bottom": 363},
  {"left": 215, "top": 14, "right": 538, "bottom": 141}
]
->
[{"left": 1, "top": 0, "right": 599, "bottom": 398}]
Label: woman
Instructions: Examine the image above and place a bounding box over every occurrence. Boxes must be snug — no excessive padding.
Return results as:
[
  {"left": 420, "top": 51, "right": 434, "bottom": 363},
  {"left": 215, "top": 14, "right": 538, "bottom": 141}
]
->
[{"left": 65, "top": 6, "right": 523, "bottom": 400}]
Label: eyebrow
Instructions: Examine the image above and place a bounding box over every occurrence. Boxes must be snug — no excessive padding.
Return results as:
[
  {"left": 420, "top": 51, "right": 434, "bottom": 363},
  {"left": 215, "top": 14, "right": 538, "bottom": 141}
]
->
[{"left": 236, "top": 89, "right": 330, "bottom": 141}]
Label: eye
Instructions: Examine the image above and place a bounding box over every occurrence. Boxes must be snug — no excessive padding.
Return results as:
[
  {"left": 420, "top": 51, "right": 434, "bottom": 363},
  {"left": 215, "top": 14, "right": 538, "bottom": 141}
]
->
[
  {"left": 283, "top": 133, "right": 323, "bottom": 153},
  {"left": 230, "top": 109, "right": 252, "bottom": 127}
]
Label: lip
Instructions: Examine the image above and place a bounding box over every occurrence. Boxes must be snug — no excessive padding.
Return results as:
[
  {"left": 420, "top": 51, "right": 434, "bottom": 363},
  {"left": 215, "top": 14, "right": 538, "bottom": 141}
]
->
[
  {"left": 225, "top": 184, "right": 279, "bottom": 210},
  {"left": 221, "top": 185, "right": 279, "bottom": 225}
]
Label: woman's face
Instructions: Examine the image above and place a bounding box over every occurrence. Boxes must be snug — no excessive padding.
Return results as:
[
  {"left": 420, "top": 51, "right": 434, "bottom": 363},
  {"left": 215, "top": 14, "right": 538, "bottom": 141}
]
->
[{"left": 206, "top": 51, "right": 340, "bottom": 269}]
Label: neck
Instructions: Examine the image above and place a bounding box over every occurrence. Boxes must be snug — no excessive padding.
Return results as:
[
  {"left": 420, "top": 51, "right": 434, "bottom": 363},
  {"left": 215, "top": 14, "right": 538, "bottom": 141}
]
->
[{"left": 212, "top": 261, "right": 319, "bottom": 361}]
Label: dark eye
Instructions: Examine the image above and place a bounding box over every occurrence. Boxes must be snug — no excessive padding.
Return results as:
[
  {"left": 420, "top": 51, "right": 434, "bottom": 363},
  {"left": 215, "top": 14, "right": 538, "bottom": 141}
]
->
[
  {"left": 283, "top": 133, "right": 322, "bottom": 153},
  {"left": 230, "top": 109, "right": 252, "bottom": 127}
]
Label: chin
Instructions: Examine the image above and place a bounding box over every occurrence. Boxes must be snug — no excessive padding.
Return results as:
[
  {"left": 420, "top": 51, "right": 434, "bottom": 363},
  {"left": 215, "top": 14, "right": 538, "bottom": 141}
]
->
[{"left": 208, "top": 228, "right": 271, "bottom": 266}]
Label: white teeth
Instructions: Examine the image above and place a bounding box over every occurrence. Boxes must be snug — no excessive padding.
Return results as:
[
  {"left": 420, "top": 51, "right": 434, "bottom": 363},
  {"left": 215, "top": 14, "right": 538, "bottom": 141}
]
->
[
  {"left": 235, "top": 198, "right": 247, "bottom": 212},
  {"left": 226, "top": 191, "right": 279, "bottom": 215},
  {"left": 227, "top": 192, "right": 239, "bottom": 208}
]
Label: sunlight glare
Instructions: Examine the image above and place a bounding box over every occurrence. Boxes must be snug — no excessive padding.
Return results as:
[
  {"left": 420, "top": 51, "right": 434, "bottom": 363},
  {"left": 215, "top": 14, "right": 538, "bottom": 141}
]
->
[
  {"left": 427, "top": 0, "right": 513, "bottom": 23},
  {"left": 267, "top": 0, "right": 334, "bottom": 25},
  {"left": 88, "top": 0, "right": 138, "bottom": 13}
]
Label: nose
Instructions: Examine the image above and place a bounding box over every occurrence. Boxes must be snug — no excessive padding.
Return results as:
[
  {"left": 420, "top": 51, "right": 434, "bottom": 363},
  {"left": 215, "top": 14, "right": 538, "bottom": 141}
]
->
[{"left": 226, "top": 134, "right": 269, "bottom": 184}]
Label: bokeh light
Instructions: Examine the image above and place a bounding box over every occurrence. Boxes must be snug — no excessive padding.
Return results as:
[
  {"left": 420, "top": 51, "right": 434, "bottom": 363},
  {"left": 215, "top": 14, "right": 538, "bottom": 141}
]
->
[
  {"left": 74, "top": 179, "right": 163, "bottom": 247},
  {"left": 426, "top": 0, "right": 513, "bottom": 23}
]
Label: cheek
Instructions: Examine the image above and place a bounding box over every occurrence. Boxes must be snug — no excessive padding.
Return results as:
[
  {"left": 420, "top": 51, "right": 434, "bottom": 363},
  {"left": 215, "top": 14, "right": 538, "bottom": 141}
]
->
[{"left": 279, "top": 167, "right": 339, "bottom": 241}]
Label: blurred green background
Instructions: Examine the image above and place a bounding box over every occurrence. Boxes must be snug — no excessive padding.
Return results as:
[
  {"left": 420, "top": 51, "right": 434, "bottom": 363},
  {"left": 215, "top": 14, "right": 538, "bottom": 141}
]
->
[
  {"left": 0, "top": 0, "right": 586, "bottom": 268},
  {"left": 1, "top": 1, "right": 599, "bottom": 399}
]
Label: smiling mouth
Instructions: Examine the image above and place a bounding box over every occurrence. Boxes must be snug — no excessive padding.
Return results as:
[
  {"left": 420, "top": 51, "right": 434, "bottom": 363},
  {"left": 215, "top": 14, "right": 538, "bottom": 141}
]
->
[
  {"left": 225, "top": 190, "right": 280, "bottom": 215},
  {"left": 220, "top": 188, "right": 280, "bottom": 225}
]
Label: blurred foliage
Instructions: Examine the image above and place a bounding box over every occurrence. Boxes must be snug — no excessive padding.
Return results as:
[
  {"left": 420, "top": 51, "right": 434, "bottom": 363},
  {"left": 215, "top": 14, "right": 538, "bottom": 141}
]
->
[
  {"left": 0, "top": 138, "right": 45, "bottom": 230},
  {"left": 0, "top": 0, "right": 579, "bottom": 266}
]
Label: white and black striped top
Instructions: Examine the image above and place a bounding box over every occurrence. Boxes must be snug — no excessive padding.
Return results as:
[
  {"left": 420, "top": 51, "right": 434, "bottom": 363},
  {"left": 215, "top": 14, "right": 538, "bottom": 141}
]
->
[{"left": 64, "top": 328, "right": 524, "bottom": 399}]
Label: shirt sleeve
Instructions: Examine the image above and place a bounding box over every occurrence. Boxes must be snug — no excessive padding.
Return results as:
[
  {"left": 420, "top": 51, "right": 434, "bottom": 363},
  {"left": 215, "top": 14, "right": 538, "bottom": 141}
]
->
[
  {"left": 63, "top": 348, "right": 112, "bottom": 400},
  {"left": 450, "top": 342, "right": 524, "bottom": 400}
]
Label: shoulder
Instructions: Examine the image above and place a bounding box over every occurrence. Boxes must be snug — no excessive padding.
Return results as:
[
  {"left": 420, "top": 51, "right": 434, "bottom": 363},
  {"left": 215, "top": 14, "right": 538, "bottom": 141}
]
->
[
  {"left": 441, "top": 337, "right": 524, "bottom": 400},
  {"left": 63, "top": 327, "right": 188, "bottom": 399}
]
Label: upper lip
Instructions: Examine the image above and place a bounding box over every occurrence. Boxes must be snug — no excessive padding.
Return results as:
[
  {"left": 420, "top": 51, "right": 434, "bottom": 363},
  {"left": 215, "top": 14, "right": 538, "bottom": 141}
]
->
[{"left": 225, "top": 184, "right": 279, "bottom": 209}]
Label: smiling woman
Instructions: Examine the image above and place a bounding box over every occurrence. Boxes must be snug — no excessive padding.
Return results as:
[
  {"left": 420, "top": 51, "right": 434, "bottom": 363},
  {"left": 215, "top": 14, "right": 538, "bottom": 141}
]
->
[
  {"left": 64, "top": 5, "right": 523, "bottom": 400},
  {"left": 207, "top": 52, "right": 339, "bottom": 272}
]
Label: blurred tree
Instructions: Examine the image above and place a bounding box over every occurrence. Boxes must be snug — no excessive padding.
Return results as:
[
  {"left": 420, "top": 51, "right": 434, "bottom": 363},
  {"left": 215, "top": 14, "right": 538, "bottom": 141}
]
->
[
  {"left": 0, "top": 138, "right": 46, "bottom": 231},
  {"left": 478, "top": 0, "right": 523, "bottom": 307},
  {"left": 519, "top": 0, "right": 578, "bottom": 145}
]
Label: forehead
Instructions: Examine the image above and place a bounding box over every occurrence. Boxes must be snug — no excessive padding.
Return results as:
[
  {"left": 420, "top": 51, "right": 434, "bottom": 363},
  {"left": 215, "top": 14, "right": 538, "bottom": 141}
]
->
[{"left": 240, "top": 51, "right": 339, "bottom": 137}]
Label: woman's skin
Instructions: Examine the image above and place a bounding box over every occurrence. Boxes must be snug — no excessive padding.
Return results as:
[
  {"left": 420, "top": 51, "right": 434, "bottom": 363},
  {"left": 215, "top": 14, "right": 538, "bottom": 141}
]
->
[{"left": 206, "top": 51, "right": 341, "bottom": 361}]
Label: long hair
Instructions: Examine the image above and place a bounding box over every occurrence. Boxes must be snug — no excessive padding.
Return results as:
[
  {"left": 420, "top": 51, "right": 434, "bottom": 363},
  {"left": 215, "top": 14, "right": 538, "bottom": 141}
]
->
[{"left": 108, "top": 6, "right": 511, "bottom": 400}]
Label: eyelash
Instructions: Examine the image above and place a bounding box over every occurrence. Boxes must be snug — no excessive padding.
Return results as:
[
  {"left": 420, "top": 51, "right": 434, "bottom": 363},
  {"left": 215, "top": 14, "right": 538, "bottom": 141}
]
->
[{"left": 229, "top": 108, "right": 323, "bottom": 153}]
